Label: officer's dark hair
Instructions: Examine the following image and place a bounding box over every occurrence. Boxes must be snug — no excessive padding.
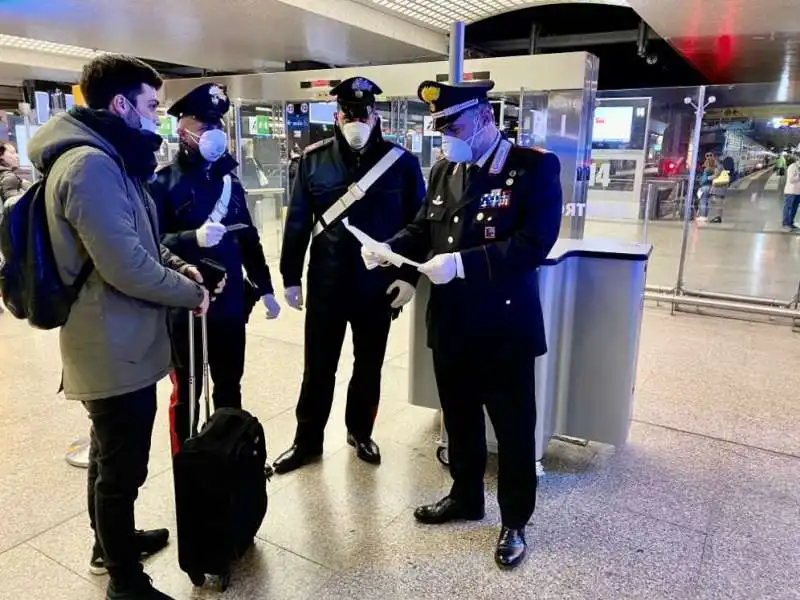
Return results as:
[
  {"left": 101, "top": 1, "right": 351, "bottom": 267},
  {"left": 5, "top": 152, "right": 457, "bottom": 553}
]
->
[{"left": 80, "top": 54, "right": 163, "bottom": 110}]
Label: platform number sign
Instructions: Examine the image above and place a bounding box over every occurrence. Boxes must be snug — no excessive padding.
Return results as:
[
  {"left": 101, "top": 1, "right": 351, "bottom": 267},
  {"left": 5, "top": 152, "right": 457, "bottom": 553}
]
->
[{"left": 589, "top": 161, "right": 612, "bottom": 189}]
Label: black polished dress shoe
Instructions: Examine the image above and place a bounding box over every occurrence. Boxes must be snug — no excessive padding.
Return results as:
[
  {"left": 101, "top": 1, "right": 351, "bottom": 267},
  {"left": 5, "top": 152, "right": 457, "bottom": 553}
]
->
[
  {"left": 272, "top": 445, "right": 322, "bottom": 474},
  {"left": 346, "top": 433, "right": 381, "bottom": 465},
  {"left": 413, "top": 496, "right": 485, "bottom": 525},
  {"left": 495, "top": 527, "right": 527, "bottom": 569}
]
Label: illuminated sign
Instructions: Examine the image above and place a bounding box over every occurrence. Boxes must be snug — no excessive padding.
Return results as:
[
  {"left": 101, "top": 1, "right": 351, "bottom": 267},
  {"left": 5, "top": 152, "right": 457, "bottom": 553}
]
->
[{"left": 435, "top": 71, "right": 491, "bottom": 83}]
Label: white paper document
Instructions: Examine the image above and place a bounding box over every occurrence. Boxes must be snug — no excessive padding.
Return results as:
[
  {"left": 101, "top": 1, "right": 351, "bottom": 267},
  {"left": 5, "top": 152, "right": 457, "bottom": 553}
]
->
[{"left": 342, "top": 218, "right": 421, "bottom": 268}]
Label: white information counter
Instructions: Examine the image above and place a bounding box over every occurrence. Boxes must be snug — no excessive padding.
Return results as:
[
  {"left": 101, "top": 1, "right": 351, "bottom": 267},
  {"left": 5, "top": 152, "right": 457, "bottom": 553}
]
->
[{"left": 407, "top": 239, "right": 652, "bottom": 465}]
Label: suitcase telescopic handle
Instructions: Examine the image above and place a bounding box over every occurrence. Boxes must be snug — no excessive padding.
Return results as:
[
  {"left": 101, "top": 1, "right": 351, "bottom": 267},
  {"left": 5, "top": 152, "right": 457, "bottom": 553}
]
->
[{"left": 188, "top": 311, "right": 212, "bottom": 438}]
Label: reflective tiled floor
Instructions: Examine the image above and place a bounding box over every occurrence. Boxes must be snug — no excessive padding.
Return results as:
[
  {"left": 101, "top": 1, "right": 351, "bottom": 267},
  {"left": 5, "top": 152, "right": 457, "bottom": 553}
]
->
[{"left": 1, "top": 286, "right": 799, "bottom": 599}]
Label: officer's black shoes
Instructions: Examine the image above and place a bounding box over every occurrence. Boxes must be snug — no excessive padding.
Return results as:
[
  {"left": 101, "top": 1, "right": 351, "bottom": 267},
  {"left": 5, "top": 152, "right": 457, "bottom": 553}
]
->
[
  {"left": 413, "top": 496, "right": 485, "bottom": 525},
  {"left": 90, "top": 528, "right": 170, "bottom": 575},
  {"left": 347, "top": 433, "right": 381, "bottom": 465},
  {"left": 494, "top": 527, "right": 527, "bottom": 570},
  {"left": 272, "top": 445, "right": 323, "bottom": 474},
  {"left": 106, "top": 571, "right": 174, "bottom": 600}
]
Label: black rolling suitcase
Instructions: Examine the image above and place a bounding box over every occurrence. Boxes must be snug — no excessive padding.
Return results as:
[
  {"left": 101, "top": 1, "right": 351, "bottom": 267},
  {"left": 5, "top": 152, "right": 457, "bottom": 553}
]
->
[{"left": 173, "top": 312, "right": 269, "bottom": 591}]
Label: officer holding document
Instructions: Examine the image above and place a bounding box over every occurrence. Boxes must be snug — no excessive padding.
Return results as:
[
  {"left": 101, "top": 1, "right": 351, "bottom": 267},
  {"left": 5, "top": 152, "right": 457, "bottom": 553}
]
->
[
  {"left": 274, "top": 76, "right": 426, "bottom": 473},
  {"left": 150, "top": 82, "right": 279, "bottom": 455},
  {"left": 363, "top": 80, "right": 563, "bottom": 569}
]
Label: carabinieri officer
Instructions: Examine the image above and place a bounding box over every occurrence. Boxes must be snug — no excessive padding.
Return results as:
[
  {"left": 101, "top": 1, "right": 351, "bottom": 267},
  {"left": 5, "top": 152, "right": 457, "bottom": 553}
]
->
[
  {"left": 274, "top": 76, "right": 425, "bottom": 474},
  {"left": 150, "top": 82, "right": 280, "bottom": 455},
  {"left": 364, "top": 80, "right": 562, "bottom": 569}
]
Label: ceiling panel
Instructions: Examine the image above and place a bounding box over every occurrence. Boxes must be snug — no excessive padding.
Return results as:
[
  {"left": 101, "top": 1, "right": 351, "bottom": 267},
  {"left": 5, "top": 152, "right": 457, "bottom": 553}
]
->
[
  {"left": 0, "top": 62, "right": 80, "bottom": 86},
  {"left": 626, "top": 0, "right": 800, "bottom": 85},
  {"left": 352, "top": 0, "right": 631, "bottom": 30},
  {"left": 0, "top": 0, "right": 446, "bottom": 71}
]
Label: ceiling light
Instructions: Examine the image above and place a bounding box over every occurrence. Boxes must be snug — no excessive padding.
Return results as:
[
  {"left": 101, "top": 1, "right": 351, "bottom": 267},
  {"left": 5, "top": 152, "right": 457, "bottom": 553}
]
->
[
  {"left": 356, "top": 0, "right": 631, "bottom": 29},
  {"left": 0, "top": 33, "right": 103, "bottom": 59}
]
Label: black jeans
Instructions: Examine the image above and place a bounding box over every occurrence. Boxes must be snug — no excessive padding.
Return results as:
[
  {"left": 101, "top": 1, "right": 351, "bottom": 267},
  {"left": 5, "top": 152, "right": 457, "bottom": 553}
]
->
[
  {"left": 85, "top": 385, "right": 158, "bottom": 581},
  {"left": 168, "top": 313, "right": 246, "bottom": 455},
  {"left": 432, "top": 349, "right": 538, "bottom": 530},
  {"left": 294, "top": 297, "right": 392, "bottom": 450}
]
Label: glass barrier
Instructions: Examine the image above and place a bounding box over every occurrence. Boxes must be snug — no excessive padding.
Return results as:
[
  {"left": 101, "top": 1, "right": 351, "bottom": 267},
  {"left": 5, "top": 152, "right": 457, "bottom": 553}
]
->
[
  {"left": 235, "top": 101, "right": 286, "bottom": 260},
  {"left": 585, "top": 86, "right": 705, "bottom": 289},
  {"left": 585, "top": 83, "right": 800, "bottom": 304},
  {"left": 680, "top": 82, "right": 800, "bottom": 302}
]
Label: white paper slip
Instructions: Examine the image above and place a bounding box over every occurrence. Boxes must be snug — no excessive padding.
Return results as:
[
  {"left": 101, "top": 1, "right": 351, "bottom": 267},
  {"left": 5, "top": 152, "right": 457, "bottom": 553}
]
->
[{"left": 342, "top": 218, "right": 421, "bottom": 268}]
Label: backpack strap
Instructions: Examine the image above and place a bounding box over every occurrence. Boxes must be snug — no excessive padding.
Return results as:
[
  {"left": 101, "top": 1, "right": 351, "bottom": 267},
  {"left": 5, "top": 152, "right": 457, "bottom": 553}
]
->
[{"left": 71, "top": 258, "right": 94, "bottom": 294}]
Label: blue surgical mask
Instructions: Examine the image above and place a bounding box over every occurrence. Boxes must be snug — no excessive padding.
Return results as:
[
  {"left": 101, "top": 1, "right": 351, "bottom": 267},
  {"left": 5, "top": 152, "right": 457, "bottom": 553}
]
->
[{"left": 125, "top": 98, "right": 159, "bottom": 133}]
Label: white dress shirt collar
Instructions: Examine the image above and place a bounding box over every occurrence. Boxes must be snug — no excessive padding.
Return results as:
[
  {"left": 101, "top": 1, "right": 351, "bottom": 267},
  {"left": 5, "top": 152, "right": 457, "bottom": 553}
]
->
[{"left": 474, "top": 131, "right": 502, "bottom": 169}]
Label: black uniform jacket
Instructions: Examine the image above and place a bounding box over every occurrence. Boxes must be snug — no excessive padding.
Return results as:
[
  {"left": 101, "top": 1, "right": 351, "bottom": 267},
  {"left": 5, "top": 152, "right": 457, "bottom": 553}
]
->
[
  {"left": 280, "top": 126, "right": 426, "bottom": 309},
  {"left": 150, "top": 151, "right": 274, "bottom": 322},
  {"left": 388, "top": 138, "right": 562, "bottom": 356}
]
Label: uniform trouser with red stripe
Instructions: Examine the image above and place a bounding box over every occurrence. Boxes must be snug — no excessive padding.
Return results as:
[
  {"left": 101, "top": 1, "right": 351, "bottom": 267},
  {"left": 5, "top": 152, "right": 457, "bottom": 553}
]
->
[{"left": 168, "top": 314, "right": 246, "bottom": 455}]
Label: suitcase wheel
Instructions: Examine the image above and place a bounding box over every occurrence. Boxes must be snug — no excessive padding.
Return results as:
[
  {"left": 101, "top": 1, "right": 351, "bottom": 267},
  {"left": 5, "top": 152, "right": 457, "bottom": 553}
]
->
[
  {"left": 189, "top": 572, "right": 206, "bottom": 587},
  {"left": 220, "top": 571, "right": 231, "bottom": 592}
]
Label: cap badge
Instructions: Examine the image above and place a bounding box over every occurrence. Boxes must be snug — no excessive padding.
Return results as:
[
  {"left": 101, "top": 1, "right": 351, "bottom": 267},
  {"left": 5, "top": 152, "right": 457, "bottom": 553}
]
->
[
  {"left": 209, "top": 85, "right": 227, "bottom": 105},
  {"left": 352, "top": 78, "right": 371, "bottom": 92},
  {"left": 420, "top": 85, "right": 440, "bottom": 104}
]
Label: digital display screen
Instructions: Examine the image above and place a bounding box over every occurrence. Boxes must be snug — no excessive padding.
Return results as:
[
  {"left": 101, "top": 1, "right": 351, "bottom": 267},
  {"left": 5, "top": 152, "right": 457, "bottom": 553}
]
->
[
  {"left": 591, "top": 98, "right": 650, "bottom": 151},
  {"left": 593, "top": 107, "right": 633, "bottom": 143},
  {"left": 309, "top": 102, "right": 337, "bottom": 125}
]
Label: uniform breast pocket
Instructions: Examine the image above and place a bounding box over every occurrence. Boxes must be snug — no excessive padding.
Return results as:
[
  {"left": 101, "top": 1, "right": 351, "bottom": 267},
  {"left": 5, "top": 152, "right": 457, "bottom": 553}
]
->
[{"left": 424, "top": 203, "right": 448, "bottom": 223}]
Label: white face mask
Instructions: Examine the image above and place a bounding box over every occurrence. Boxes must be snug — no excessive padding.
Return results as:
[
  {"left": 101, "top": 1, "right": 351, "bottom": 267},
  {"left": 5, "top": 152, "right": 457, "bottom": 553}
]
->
[
  {"left": 342, "top": 121, "right": 372, "bottom": 150},
  {"left": 190, "top": 129, "right": 228, "bottom": 162},
  {"left": 441, "top": 111, "right": 486, "bottom": 164}
]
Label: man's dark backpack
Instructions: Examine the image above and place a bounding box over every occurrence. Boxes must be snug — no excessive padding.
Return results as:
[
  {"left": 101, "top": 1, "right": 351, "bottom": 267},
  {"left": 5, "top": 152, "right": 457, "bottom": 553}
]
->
[{"left": 0, "top": 166, "right": 93, "bottom": 330}]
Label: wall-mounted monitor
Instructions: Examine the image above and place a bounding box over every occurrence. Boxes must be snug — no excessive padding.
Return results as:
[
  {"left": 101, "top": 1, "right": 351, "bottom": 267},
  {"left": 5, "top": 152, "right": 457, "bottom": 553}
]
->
[
  {"left": 309, "top": 102, "right": 337, "bottom": 125},
  {"left": 591, "top": 98, "right": 650, "bottom": 151}
]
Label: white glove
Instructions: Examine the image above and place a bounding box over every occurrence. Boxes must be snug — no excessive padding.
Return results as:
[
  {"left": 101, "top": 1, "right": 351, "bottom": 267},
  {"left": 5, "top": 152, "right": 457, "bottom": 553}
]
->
[
  {"left": 361, "top": 244, "right": 392, "bottom": 270},
  {"left": 196, "top": 222, "right": 226, "bottom": 248},
  {"left": 418, "top": 253, "right": 463, "bottom": 285},
  {"left": 262, "top": 294, "right": 281, "bottom": 319},
  {"left": 386, "top": 280, "right": 415, "bottom": 309},
  {"left": 284, "top": 285, "right": 304, "bottom": 310}
]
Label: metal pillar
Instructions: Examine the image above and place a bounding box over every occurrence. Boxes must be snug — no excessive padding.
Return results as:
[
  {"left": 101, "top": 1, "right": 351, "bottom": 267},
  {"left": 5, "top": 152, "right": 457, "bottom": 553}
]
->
[
  {"left": 528, "top": 23, "right": 540, "bottom": 55},
  {"left": 674, "top": 87, "right": 706, "bottom": 306},
  {"left": 449, "top": 21, "right": 465, "bottom": 84}
]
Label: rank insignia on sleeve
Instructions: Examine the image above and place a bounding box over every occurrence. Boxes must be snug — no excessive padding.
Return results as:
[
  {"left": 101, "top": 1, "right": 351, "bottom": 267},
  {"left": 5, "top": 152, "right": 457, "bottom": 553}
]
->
[
  {"left": 484, "top": 226, "right": 496, "bottom": 240},
  {"left": 498, "top": 190, "right": 511, "bottom": 208}
]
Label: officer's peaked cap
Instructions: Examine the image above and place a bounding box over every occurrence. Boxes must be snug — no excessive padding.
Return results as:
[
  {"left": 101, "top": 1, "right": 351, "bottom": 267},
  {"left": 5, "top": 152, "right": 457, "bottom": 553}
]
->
[
  {"left": 418, "top": 80, "right": 495, "bottom": 130},
  {"left": 330, "top": 77, "right": 382, "bottom": 105},
  {"left": 168, "top": 82, "right": 230, "bottom": 122}
]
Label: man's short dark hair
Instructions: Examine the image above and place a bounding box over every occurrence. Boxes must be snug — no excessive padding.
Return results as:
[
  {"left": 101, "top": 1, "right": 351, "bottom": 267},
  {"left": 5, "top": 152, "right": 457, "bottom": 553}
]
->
[{"left": 80, "top": 54, "right": 163, "bottom": 110}]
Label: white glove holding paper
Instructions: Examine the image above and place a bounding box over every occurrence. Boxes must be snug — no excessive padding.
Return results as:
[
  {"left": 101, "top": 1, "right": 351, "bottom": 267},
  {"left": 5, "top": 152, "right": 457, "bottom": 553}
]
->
[
  {"left": 196, "top": 222, "right": 226, "bottom": 248},
  {"left": 418, "top": 253, "right": 464, "bottom": 285},
  {"left": 344, "top": 218, "right": 420, "bottom": 268},
  {"left": 386, "top": 280, "right": 415, "bottom": 309},
  {"left": 361, "top": 245, "right": 392, "bottom": 270}
]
